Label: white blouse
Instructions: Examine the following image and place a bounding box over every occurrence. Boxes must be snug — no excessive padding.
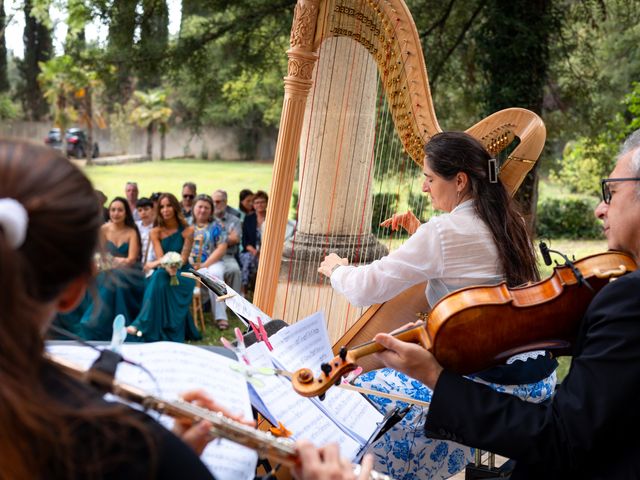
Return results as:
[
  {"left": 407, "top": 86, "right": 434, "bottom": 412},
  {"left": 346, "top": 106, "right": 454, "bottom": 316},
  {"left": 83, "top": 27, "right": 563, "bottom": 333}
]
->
[{"left": 330, "top": 200, "right": 504, "bottom": 308}]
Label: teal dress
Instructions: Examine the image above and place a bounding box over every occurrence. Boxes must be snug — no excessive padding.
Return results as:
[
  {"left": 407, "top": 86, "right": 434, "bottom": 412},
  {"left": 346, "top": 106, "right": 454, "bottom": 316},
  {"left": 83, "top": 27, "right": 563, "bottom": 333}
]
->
[
  {"left": 78, "top": 241, "right": 145, "bottom": 341},
  {"left": 129, "top": 228, "right": 201, "bottom": 342}
]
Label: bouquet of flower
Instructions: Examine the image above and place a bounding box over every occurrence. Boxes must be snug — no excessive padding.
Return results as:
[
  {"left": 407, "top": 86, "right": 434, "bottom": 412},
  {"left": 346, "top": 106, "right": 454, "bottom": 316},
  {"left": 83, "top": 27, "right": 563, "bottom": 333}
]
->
[
  {"left": 161, "top": 251, "right": 183, "bottom": 286},
  {"left": 94, "top": 252, "right": 115, "bottom": 272}
]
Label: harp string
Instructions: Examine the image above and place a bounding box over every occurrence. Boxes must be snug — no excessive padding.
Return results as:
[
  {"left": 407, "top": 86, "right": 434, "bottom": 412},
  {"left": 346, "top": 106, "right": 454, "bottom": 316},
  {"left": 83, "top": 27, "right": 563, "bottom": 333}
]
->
[{"left": 277, "top": 0, "right": 429, "bottom": 340}]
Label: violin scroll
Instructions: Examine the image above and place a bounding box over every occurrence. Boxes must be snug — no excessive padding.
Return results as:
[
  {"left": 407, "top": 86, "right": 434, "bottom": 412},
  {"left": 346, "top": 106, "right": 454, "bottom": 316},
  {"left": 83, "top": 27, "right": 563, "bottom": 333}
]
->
[
  {"left": 292, "top": 327, "right": 432, "bottom": 398},
  {"left": 292, "top": 354, "right": 359, "bottom": 397}
]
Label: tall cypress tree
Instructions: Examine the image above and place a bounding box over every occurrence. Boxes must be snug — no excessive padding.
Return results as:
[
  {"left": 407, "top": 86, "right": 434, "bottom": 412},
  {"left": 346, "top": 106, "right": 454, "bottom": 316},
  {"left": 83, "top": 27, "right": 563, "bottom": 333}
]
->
[
  {"left": 476, "top": 0, "right": 555, "bottom": 229},
  {"left": 0, "top": 0, "right": 9, "bottom": 93},
  {"left": 138, "top": 0, "right": 168, "bottom": 89},
  {"left": 18, "top": 0, "right": 52, "bottom": 119},
  {"left": 105, "top": 0, "right": 137, "bottom": 106}
]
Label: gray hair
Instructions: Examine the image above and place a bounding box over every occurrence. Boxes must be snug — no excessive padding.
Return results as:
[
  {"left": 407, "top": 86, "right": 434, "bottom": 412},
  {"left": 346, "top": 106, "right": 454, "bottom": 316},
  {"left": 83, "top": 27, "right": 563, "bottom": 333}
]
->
[
  {"left": 213, "top": 189, "right": 228, "bottom": 201},
  {"left": 182, "top": 181, "right": 197, "bottom": 192},
  {"left": 619, "top": 129, "right": 640, "bottom": 197}
]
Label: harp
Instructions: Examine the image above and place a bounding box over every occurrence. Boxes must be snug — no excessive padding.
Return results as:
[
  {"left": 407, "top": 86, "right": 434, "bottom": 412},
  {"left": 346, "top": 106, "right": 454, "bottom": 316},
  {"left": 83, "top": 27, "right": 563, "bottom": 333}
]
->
[{"left": 253, "top": 0, "right": 546, "bottom": 355}]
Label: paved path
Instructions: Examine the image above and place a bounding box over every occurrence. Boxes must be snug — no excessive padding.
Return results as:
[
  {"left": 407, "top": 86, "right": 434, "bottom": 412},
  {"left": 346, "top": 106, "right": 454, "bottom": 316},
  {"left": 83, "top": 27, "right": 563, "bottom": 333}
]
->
[{"left": 70, "top": 154, "right": 148, "bottom": 167}]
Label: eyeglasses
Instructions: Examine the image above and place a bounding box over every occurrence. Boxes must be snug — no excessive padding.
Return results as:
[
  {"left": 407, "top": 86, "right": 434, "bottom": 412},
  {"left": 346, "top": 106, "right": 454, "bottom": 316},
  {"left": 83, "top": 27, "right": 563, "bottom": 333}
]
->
[
  {"left": 183, "top": 194, "right": 195, "bottom": 200},
  {"left": 600, "top": 177, "right": 640, "bottom": 204}
]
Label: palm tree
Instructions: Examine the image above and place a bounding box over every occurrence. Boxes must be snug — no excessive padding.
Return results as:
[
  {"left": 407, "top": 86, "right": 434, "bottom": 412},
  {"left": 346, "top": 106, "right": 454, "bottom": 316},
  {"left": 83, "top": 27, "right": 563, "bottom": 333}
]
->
[
  {"left": 38, "top": 56, "right": 79, "bottom": 157},
  {"left": 38, "top": 55, "right": 104, "bottom": 164},
  {"left": 129, "top": 89, "right": 172, "bottom": 160}
]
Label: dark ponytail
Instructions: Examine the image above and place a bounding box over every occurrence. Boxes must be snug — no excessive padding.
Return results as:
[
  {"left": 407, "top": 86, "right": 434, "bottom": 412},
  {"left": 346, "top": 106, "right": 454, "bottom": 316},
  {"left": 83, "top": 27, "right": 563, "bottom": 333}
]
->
[
  {"left": 425, "top": 132, "right": 540, "bottom": 286},
  {"left": 0, "top": 140, "right": 155, "bottom": 479}
]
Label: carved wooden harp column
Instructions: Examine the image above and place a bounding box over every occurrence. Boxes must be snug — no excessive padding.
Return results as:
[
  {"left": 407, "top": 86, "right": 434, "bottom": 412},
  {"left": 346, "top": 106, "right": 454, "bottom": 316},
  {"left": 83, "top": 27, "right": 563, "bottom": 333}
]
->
[{"left": 252, "top": 0, "right": 322, "bottom": 314}]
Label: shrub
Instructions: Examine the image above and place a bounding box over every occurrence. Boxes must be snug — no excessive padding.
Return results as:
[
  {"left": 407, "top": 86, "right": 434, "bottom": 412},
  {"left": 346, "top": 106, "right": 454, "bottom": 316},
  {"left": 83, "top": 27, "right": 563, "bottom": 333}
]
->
[
  {"left": 371, "top": 192, "right": 399, "bottom": 236},
  {"left": 550, "top": 138, "right": 617, "bottom": 197},
  {"left": 536, "top": 197, "right": 603, "bottom": 239}
]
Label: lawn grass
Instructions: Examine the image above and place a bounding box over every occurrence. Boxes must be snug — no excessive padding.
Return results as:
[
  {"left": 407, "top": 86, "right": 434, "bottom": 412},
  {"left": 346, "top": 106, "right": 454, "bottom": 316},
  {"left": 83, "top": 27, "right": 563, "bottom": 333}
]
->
[{"left": 83, "top": 158, "right": 275, "bottom": 205}]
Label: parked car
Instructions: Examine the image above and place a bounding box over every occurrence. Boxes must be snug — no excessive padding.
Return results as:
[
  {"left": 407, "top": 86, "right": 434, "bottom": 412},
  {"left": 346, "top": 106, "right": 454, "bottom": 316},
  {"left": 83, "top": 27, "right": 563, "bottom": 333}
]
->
[{"left": 44, "top": 128, "right": 100, "bottom": 158}]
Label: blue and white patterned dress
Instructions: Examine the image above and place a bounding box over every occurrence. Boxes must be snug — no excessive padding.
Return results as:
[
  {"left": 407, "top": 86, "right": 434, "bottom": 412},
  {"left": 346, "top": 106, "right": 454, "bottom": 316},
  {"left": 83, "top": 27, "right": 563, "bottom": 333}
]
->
[{"left": 354, "top": 367, "right": 556, "bottom": 479}]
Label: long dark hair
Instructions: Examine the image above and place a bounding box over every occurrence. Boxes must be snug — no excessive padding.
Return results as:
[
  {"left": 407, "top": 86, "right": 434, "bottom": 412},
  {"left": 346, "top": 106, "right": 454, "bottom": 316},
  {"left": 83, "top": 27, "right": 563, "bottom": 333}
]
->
[
  {"left": 0, "top": 140, "right": 155, "bottom": 479},
  {"left": 239, "top": 188, "right": 254, "bottom": 214},
  {"left": 155, "top": 192, "right": 188, "bottom": 229},
  {"left": 109, "top": 196, "right": 142, "bottom": 261},
  {"left": 425, "top": 132, "right": 539, "bottom": 286}
]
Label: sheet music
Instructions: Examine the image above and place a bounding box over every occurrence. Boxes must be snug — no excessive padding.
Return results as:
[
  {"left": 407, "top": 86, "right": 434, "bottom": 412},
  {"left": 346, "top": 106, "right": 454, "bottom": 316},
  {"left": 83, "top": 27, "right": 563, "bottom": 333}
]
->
[
  {"left": 47, "top": 342, "right": 257, "bottom": 480},
  {"left": 244, "top": 342, "right": 362, "bottom": 459},
  {"left": 259, "top": 312, "right": 383, "bottom": 449},
  {"left": 223, "top": 284, "right": 272, "bottom": 325}
]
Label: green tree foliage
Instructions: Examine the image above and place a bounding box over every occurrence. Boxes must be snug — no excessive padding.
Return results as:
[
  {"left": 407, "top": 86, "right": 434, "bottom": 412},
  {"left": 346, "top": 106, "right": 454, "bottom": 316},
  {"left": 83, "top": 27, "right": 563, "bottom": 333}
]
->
[
  {"left": 0, "top": 0, "right": 9, "bottom": 93},
  {"left": 475, "top": 0, "right": 555, "bottom": 230},
  {"left": 38, "top": 54, "right": 104, "bottom": 162},
  {"left": 170, "top": 1, "right": 292, "bottom": 157},
  {"left": 129, "top": 89, "right": 172, "bottom": 160},
  {"left": 17, "top": 0, "right": 52, "bottom": 120},
  {"left": 138, "top": 0, "right": 168, "bottom": 90},
  {"left": 104, "top": 0, "right": 137, "bottom": 106},
  {"left": 545, "top": 1, "right": 640, "bottom": 143},
  {"left": 551, "top": 81, "right": 640, "bottom": 195}
]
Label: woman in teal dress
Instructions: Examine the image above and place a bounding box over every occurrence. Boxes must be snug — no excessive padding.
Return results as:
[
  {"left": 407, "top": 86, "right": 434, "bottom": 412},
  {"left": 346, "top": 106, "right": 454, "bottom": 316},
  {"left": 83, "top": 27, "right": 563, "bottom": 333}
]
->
[
  {"left": 127, "top": 193, "right": 201, "bottom": 342},
  {"left": 79, "top": 197, "right": 144, "bottom": 340}
]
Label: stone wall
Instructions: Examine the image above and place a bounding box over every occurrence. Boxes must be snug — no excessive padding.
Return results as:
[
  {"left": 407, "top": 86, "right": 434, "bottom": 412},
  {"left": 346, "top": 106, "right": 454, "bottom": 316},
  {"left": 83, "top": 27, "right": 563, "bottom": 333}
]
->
[{"left": 0, "top": 121, "right": 277, "bottom": 161}]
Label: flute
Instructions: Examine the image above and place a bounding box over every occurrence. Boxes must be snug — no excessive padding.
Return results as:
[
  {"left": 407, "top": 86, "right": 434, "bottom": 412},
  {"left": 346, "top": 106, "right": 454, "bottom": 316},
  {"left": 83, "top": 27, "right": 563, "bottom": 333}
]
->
[{"left": 47, "top": 354, "right": 391, "bottom": 480}]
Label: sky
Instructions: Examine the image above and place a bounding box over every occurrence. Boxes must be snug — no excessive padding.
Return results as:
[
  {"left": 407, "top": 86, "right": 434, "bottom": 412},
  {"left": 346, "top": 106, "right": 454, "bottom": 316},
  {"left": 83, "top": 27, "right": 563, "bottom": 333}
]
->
[{"left": 4, "top": 0, "right": 182, "bottom": 58}]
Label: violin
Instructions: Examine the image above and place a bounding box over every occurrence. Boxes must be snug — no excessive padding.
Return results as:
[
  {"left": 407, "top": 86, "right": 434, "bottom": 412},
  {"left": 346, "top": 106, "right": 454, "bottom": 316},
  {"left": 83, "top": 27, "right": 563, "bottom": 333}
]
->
[{"left": 292, "top": 251, "right": 637, "bottom": 397}]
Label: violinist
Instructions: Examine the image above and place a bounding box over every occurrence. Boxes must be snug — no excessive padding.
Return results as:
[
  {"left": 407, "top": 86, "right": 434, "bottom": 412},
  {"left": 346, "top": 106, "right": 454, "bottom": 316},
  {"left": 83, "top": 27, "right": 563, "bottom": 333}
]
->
[
  {"left": 374, "top": 129, "right": 640, "bottom": 479},
  {"left": 319, "top": 132, "right": 557, "bottom": 479},
  {"left": 0, "top": 140, "right": 371, "bottom": 480}
]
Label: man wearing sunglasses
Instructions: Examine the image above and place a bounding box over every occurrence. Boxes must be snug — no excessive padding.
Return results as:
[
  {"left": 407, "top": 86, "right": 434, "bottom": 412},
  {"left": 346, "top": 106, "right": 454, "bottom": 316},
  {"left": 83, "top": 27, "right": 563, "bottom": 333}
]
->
[
  {"left": 181, "top": 181, "right": 197, "bottom": 224},
  {"left": 371, "top": 129, "right": 640, "bottom": 479}
]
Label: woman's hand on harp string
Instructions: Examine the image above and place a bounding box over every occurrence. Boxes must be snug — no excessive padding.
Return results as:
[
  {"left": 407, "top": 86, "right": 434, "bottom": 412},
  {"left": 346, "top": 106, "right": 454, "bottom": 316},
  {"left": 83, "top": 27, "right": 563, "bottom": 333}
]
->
[
  {"left": 173, "top": 389, "right": 256, "bottom": 455},
  {"left": 374, "top": 323, "right": 443, "bottom": 390},
  {"left": 293, "top": 440, "right": 374, "bottom": 480},
  {"left": 379, "top": 209, "right": 421, "bottom": 235},
  {"left": 318, "top": 253, "right": 349, "bottom": 278}
]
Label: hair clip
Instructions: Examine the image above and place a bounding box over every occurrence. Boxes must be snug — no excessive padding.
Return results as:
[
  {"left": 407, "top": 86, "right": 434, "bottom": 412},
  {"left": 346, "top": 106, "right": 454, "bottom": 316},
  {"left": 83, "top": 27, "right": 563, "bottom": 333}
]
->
[{"left": 488, "top": 158, "right": 498, "bottom": 183}]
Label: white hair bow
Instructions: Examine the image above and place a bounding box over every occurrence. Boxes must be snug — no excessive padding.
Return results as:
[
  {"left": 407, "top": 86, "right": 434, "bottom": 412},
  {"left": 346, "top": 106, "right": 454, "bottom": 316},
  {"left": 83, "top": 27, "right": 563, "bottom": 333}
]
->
[{"left": 0, "top": 198, "right": 29, "bottom": 249}]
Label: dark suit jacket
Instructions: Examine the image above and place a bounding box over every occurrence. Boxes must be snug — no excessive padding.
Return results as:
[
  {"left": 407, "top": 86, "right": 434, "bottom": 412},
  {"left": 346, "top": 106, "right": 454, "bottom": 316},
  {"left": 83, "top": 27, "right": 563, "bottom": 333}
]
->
[{"left": 425, "top": 269, "right": 640, "bottom": 479}]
